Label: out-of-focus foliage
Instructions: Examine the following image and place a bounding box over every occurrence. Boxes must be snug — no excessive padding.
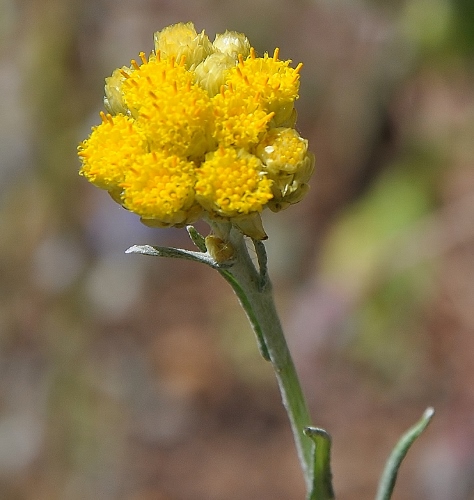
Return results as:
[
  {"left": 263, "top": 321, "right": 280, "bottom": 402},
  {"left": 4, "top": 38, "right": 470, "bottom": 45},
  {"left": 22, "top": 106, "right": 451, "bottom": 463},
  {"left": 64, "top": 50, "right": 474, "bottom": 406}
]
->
[
  {"left": 319, "top": 149, "right": 440, "bottom": 384},
  {"left": 451, "top": 0, "right": 474, "bottom": 53}
]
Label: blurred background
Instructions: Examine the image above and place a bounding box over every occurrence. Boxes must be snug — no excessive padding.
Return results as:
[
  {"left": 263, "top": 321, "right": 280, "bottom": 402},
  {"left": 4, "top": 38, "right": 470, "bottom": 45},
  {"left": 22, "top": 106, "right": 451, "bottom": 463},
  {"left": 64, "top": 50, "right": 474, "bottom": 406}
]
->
[{"left": 1, "top": 0, "right": 474, "bottom": 498}]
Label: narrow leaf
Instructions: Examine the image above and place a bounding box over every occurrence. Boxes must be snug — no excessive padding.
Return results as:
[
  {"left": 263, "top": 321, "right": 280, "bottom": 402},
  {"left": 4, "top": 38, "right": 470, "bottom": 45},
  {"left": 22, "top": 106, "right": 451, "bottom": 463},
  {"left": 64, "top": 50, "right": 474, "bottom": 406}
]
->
[
  {"left": 304, "top": 427, "right": 335, "bottom": 500},
  {"left": 125, "top": 244, "right": 230, "bottom": 269},
  {"left": 186, "top": 225, "right": 207, "bottom": 252},
  {"left": 375, "top": 407, "right": 434, "bottom": 500}
]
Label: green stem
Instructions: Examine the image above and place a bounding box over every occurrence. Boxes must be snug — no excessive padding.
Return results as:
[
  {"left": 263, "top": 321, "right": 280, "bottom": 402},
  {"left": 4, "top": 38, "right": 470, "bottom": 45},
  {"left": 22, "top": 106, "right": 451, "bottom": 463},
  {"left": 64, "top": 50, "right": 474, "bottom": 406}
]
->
[
  {"left": 128, "top": 225, "right": 331, "bottom": 496},
  {"left": 219, "top": 226, "right": 315, "bottom": 492}
]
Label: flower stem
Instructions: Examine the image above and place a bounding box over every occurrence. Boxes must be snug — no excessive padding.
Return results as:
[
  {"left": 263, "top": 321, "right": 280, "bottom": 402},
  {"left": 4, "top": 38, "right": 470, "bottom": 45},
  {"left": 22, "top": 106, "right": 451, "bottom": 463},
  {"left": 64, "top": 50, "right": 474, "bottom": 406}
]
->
[
  {"left": 217, "top": 225, "right": 315, "bottom": 492},
  {"left": 128, "top": 224, "right": 331, "bottom": 496}
]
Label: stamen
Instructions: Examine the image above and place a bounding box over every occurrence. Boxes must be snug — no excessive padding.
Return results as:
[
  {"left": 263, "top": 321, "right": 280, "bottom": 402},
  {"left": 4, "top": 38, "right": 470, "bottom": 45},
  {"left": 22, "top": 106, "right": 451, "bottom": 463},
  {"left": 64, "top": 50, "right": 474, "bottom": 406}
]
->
[
  {"left": 238, "top": 54, "right": 244, "bottom": 67},
  {"left": 106, "top": 114, "right": 114, "bottom": 125},
  {"left": 291, "top": 63, "right": 303, "bottom": 83},
  {"left": 156, "top": 50, "right": 161, "bottom": 62},
  {"left": 220, "top": 85, "right": 225, "bottom": 97},
  {"left": 139, "top": 52, "right": 147, "bottom": 64},
  {"left": 250, "top": 47, "right": 256, "bottom": 59},
  {"left": 172, "top": 81, "right": 178, "bottom": 94},
  {"left": 131, "top": 59, "right": 140, "bottom": 71},
  {"left": 99, "top": 111, "right": 107, "bottom": 123},
  {"left": 193, "top": 105, "right": 201, "bottom": 117},
  {"left": 169, "top": 56, "right": 176, "bottom": 68},
  {"left": 179, "top": 55, "right": 186, "bottom": 66},
  {"left": 259, "top": 112, "right": 275, "bottom": 127},
  {"left": 273, "top": 48, "right": 280, "bottom": 61},
  {"left": 120, "top": 69, "right": 130, "bottom": 79}
]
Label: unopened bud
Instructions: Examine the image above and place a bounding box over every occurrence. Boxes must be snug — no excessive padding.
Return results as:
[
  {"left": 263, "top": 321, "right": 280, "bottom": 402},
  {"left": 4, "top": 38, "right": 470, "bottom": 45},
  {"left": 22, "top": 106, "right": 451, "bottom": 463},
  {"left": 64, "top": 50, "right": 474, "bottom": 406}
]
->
[
  {"left": 205, "top": 235, "right": 235, "bottom": 263},
  {"left": 154, "top": 22, "right": 214, "bottom": 69},
  {"left": 194, "top": 52, "right": 236, "bottom": 96},
  {"left": 256, "top": 128, "right": 315, "bottom": 211},
  {"left": 104, "top": 67, "right": 129, "bottom": 115},
  {"left": 213, "top": 31, "right": 251, "bottom": 60}
]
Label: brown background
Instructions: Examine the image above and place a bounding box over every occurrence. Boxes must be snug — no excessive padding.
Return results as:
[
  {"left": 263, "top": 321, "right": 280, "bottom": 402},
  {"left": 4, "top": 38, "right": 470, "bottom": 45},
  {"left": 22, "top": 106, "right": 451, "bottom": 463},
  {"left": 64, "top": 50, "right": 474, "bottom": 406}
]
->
[{"left": 1, "top": 0, "right": 474, "bottom": 498}]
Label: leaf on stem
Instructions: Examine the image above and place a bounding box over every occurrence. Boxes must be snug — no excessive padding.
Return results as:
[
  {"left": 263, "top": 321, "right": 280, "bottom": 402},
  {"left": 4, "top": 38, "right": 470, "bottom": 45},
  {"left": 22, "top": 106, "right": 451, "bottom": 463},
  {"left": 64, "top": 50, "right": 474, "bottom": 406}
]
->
[
  {"left": 125, "top": 244, "right": 231, "bottom": 269},
  {"left": 252, "top": 239, "right": 270, "bottom": 291},
  {"left": 375, "top": 407, "right": 435, "bottom": 500},
  {"left": 304, "top": 427, "right": 335, "bottom": 500},
  {"left": 186, "top": 225, "right": 207, "bottom": 252}
]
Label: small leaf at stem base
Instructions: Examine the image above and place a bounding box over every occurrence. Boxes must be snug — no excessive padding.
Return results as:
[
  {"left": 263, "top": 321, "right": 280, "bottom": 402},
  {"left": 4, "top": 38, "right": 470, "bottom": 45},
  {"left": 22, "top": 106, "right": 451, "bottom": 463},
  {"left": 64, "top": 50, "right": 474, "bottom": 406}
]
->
[{"left": 304, "top": 427, "right": 335, "bottom": 500}]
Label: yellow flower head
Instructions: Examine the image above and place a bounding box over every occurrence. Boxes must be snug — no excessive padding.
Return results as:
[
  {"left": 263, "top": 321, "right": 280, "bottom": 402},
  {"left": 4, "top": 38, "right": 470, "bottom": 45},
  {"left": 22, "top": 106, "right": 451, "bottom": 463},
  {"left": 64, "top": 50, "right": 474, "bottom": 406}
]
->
[
  {"left": 195, "top": 147, "right": 273, "bottom": 218},
  {"left": 78, "top": 22, "right": 313, "bottom": 239},
  {"left": 211, "top": 86, "right": 274, "bottom": 149},
  {"left": 78, "top": 112, "right": 147, "bottom": 192},
  {"left": 226, "top": 48, "right": 302, "bottom": 126},
  {"left": 121, "top": 151, "right": 200, "bottom": 226},
  {"left": 121, "top": 52, "right": 213, "bottom": 158}
]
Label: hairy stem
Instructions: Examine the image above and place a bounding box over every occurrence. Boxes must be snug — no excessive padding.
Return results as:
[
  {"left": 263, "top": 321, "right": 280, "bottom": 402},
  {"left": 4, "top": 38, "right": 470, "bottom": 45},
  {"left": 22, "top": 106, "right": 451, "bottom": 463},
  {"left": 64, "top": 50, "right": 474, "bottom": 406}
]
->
[{"left": 220, "top": 226, "right": 315, "bottom": 492}]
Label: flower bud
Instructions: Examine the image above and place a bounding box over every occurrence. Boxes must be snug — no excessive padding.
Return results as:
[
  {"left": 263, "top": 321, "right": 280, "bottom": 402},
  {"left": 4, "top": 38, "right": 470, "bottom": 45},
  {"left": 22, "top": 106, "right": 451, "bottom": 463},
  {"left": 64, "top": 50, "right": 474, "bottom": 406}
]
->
[
  {"left": 256, "top": 128, "right": 315, "bottom": 211},
  {"left": 104, "top": 67, "right": 129, "bottom": 115},
  {"left": 213, "top": 31, "right": 251, "bottom": 60},
  {"left": 194, "top": 52, "right": 236, "bottom": 97},
  {"left": 205, "top": 235, "right": 235, "bottom": 262},
  {"left": 154, "top": 22, "right": 214, "bottom": 69}
]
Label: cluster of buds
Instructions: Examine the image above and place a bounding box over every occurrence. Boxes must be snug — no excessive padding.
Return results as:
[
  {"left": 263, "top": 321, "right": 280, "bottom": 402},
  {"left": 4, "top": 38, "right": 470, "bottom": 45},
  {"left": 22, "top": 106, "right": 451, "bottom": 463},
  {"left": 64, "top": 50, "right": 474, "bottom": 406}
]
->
[{"left": 78, "top": 22, "right": 314, "bottom": 239}]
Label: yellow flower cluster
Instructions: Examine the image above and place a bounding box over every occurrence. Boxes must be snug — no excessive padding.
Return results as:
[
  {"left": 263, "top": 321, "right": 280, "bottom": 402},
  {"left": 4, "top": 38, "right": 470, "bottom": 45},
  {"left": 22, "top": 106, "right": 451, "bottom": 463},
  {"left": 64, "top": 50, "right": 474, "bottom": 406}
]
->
[{"left": 78, "top": 22, "right": 314, "bottom": 239}]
